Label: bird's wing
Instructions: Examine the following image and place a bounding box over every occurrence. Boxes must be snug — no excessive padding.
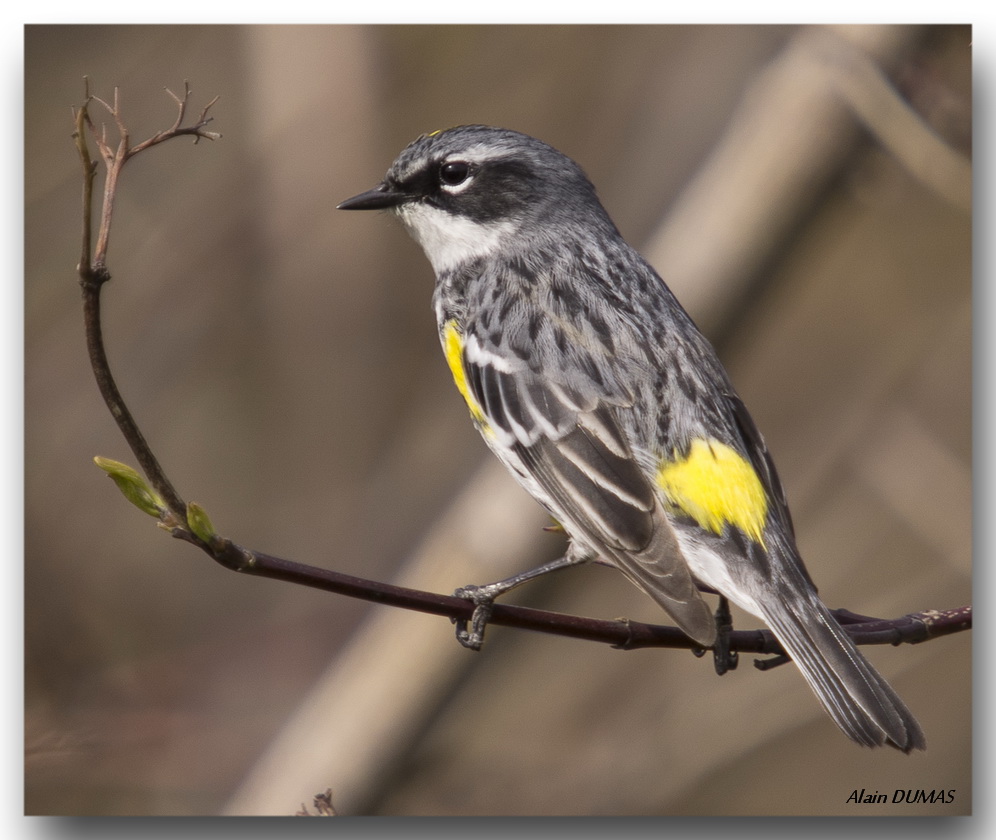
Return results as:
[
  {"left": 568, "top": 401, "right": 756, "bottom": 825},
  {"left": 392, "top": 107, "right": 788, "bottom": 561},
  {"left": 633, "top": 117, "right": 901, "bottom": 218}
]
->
[{"left": 454, "top": 325, "right": 717, "bottom": 645}]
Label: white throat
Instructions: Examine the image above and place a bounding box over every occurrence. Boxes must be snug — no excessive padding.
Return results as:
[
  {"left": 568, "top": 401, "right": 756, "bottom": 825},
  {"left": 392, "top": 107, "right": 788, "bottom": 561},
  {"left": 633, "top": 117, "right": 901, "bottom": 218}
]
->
[{"left": 397, "top": 203, "right": 517, "bottom": 275}]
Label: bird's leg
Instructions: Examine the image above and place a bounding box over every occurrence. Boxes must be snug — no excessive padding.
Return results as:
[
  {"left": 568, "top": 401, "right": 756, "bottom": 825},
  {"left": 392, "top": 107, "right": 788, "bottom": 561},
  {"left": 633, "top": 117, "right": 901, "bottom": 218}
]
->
[
  {"left": 712, "top": 594, "right": 739, "bottom": 675},
  {"left": 454, "top": 553, "right": 585, "bottom": 650}
]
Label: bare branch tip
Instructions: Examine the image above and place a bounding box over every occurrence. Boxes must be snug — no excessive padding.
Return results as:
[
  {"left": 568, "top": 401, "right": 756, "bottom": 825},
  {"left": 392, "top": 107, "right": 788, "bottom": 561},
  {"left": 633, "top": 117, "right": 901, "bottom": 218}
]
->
[{"left": 199, "top": 95, "right": 221, "bottom": 120}]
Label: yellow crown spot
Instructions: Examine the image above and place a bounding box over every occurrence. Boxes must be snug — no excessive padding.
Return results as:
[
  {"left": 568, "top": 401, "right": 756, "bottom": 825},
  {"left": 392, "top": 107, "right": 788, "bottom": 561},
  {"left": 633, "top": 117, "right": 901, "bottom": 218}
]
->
[
  {"left": 657, "top": 439, "right": 768, "bottom": 545},
  {"left": 443, "top": 321, "right": 491, "bottom": 434}
]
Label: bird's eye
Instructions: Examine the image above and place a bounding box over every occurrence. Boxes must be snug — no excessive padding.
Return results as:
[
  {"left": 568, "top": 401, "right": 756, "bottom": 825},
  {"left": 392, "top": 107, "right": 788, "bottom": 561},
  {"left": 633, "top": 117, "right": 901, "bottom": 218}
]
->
[{"left": 439, "top": 161, "right": 472, "bottom": 188}]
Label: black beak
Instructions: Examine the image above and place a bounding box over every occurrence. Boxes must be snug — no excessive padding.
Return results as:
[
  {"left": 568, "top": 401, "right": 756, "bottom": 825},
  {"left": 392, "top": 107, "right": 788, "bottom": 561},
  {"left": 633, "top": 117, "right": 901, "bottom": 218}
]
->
[{"left": 337, "top": 183, "right": 408, "bottom": 211}]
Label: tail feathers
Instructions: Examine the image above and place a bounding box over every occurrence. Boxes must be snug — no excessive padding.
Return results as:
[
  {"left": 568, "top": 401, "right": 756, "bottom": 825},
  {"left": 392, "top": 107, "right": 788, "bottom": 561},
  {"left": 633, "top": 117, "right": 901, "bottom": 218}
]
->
[{"left": 763, "top": 592, "right": 925, "bottom": 752}]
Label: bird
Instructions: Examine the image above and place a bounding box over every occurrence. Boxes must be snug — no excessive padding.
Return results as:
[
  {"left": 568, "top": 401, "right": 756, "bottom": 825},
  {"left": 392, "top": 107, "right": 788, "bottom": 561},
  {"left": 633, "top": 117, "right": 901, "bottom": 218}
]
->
[{"left": 337, "top": 124, "right": 925, "bottom": 751}]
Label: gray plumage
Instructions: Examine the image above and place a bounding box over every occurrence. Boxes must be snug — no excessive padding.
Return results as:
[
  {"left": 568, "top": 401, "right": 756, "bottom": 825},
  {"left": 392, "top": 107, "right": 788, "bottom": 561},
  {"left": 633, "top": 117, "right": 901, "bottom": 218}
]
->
[{"left": 338, "top": 125, "right": 925, "bottom": 752}]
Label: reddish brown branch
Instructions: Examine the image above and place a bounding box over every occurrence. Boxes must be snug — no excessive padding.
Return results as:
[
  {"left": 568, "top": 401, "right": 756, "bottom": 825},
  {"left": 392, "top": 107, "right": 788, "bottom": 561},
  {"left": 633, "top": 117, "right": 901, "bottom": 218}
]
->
[{"left": 173, "top": 529, "right": 972, "bottom": 654}]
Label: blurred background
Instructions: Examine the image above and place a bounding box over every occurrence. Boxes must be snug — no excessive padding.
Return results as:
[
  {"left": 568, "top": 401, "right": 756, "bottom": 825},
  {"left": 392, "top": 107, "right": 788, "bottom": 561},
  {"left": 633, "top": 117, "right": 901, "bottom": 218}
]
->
[{"left": 25, "top": 24, "right": 971, "bottom": 816}]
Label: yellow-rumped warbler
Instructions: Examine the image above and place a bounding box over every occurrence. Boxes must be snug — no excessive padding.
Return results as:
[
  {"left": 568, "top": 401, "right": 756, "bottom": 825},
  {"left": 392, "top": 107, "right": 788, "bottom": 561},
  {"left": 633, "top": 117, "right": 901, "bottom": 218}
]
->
[{"left": 338, "top": 125, "right": 924, "bottom": 751}]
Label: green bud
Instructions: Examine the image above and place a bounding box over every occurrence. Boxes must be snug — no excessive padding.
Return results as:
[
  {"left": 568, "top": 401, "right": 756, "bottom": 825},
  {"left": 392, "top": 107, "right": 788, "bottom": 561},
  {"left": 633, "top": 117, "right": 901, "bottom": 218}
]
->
[
  {"left": 94, "top": 456, "right": 166, "bottom": 518},
  {"left": 185, "top": 501, "right": 217, "bottom": 545}
]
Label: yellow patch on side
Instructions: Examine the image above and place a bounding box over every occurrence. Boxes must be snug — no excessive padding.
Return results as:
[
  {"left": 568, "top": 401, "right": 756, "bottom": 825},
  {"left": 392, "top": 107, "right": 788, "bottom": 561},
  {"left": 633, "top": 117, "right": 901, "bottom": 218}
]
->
[
  {"left": 657, "top": 439, "right": 768, "bottom": 545},
  {"left": 443, "top": 321, "right": 490, "bottom": 433}
]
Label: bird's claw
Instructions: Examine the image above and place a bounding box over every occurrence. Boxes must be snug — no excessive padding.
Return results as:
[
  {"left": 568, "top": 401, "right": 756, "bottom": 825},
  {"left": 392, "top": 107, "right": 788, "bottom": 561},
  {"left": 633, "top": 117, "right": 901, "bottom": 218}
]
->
[{"left": 453, "top": 585, "right": 498, "bottom": 651}]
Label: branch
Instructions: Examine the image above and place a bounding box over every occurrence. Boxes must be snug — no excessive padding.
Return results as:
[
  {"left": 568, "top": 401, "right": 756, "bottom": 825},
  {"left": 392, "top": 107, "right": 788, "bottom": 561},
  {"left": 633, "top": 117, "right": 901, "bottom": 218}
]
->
[
  {"left": 73, "top": 79, "right": 220, "bottom": 522},
  {"left": 74, "top": 80, "right": 971, "bottom": 664}
]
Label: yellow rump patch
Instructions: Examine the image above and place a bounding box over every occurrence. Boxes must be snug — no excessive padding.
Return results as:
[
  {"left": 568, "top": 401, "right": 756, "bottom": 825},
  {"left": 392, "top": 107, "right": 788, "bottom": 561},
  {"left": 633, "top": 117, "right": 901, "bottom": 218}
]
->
[
  {"left": 443, "top": 321, "right": 490, "bottom": 433},
  {"left": 657, "top": 439, "right": 768, "bottom": 545}
]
